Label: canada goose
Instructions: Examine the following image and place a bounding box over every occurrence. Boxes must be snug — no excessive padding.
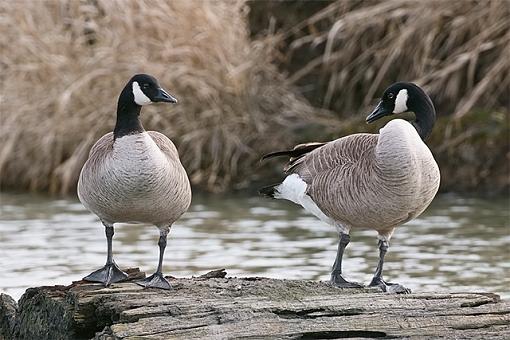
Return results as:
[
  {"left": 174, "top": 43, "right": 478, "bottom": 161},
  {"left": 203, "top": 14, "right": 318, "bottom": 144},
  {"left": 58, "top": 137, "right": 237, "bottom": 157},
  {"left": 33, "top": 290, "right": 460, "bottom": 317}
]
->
[
  {"left": 260, "top": 82, "right": 440, "bottom": 293},
  {"left": 78, "top": 74, "right": 192, "bottom": 290}
]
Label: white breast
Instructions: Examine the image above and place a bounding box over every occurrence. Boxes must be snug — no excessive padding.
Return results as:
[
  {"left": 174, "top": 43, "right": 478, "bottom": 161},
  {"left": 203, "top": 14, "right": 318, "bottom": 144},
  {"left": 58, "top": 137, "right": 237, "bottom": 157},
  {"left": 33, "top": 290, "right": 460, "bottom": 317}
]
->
[
  {"left": 377, "top": 119, "right": 430, "bottom": 162},
  {"left": 111, "top": 133, "right": 167, "bottom": 172},
  {"left": 375, "top": 119, "right": 440, "bottom": 221}
]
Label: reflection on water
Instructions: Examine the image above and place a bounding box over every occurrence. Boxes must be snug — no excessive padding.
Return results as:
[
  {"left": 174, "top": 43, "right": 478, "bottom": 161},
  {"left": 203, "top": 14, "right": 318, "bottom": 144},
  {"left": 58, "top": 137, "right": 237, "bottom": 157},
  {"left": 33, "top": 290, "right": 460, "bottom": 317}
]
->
[{"left": 0, "top": 192, "right": 509, "bottom": 300}]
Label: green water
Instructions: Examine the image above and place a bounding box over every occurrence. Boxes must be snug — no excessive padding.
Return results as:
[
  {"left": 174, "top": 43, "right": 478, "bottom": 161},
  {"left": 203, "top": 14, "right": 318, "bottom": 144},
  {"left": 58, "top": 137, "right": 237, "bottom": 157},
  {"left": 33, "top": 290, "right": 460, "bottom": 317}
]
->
[{"left": 0, "top": 192, "right": 508, "bottom": 300}]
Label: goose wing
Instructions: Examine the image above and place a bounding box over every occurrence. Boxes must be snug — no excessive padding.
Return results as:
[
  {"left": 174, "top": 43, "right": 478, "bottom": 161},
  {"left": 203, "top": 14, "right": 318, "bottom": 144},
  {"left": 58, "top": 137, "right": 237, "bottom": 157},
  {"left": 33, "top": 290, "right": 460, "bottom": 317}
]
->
[
  {"left": 280, "top": 133, "right": 378, "bottom": 183},
  {"left": 86, "top": 132, "right": 114, "bottom": 161}
]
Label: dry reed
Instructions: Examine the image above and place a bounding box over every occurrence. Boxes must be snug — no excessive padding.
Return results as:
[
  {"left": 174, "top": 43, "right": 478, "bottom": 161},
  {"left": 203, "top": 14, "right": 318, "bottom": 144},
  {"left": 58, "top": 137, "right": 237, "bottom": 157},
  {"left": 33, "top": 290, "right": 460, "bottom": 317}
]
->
[
  {"left": 271, "top": 0, "right": 509, "bottom": 117},
  {"left": 0, "top": 0, "right": 315, "bottom": 194},
  {"left": 1, "top": 0, "right": 508, "bottom": 195}
]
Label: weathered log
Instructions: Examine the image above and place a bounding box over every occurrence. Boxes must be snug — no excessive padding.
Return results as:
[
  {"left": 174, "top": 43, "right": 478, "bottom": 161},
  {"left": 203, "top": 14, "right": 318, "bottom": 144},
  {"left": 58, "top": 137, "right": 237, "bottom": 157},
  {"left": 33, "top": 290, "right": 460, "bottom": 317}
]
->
[
  {"left": 0, "top": 294, "right": 17, "bottom": 339},
  {"left": 1, "top": 268, "right": 509, "bottom": 339}
]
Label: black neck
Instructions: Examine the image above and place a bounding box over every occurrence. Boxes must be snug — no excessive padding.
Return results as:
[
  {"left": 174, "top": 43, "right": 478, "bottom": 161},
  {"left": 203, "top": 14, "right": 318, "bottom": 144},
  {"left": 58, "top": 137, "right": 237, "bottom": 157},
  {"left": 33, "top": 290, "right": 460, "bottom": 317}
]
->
[
  {"left": 410, "top": 91, "right": 436, "bottom": 141},
  {"left": 113, "top": 86, "right": 145, "bottom": 139}
]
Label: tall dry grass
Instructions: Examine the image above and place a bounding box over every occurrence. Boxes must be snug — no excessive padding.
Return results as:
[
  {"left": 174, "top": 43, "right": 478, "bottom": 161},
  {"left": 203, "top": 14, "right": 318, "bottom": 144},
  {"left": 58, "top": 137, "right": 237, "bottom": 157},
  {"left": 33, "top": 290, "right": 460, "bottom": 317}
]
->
[
  {"left": 268, "top": 0, "right": 510, "bottom": 117},
  {"left": 1, "top": 0, "right": 508, "bottom": 195},
  {"left": 0, "top": 0, "right": 315, "bottom": 194}
]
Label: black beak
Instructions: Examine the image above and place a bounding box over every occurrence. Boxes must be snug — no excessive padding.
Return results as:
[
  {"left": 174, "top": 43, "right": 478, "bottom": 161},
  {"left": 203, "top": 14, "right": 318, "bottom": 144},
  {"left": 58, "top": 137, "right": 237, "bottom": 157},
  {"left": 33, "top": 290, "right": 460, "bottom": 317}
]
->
[
  {"left": 153, "top": 88, "right": 178, "bottom": 103},
  {"left": 366, "top": 101, "right": 391, "bottom": 124}
]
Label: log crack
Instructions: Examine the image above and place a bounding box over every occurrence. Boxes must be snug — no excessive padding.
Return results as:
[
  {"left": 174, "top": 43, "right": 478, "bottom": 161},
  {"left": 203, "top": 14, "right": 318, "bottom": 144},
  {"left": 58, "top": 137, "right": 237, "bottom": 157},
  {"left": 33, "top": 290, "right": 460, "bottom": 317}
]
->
[{"left": 274, "top": 307, "right": 365, "bottom": 319}]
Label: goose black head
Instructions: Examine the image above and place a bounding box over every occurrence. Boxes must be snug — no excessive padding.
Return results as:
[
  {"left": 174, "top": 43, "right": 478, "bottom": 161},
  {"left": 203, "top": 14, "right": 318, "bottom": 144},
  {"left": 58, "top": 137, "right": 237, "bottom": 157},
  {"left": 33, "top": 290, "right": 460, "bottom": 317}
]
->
[
  {"left": 114, "top": 74, "right": 177, "bottom": 139},
  {"left": 128, "top": 74, "right": 177, "bottom": 105},
  {"left": 366, "top": 82, "right": 436, "bottom": 140}
]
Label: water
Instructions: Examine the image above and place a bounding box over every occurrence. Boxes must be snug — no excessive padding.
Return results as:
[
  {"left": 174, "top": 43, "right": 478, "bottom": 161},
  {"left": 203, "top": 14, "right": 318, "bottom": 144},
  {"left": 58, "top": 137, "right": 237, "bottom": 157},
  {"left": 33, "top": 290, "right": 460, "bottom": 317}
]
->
[{"left": 0, "top": 191, "right": 508, "bottom": 301}]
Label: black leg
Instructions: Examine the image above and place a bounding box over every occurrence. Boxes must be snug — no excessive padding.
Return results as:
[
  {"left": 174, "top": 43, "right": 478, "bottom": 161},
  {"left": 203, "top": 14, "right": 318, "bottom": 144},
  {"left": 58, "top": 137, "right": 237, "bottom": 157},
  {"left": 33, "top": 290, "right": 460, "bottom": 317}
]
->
[
  {"left": 137, "top": 226, "right": 172, "bottom": 290},
  {"left": 369, "top": 239, "right": 411, "bottom": 294},
  {"left": 156, "top": 230, "right": 167, "bottom": 274},
  {"left": 330, "top": 233, "right": 363, "bottom": 288},
  {"left": 83, "top": 222, "right": 128, "bottom": 286},
  {"left": 106, "top": 224, "right": 114, "bottom": 264}
]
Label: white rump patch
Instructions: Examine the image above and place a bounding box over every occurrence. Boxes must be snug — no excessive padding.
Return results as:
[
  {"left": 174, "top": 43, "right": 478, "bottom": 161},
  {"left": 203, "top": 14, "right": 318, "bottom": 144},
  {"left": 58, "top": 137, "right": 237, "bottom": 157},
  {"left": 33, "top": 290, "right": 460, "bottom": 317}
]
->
[
  {"left": 132, "top": 81, "right": 152, "bottom": 106},
  {"left": 275, "top": 174, "right": 337, "bottom": 227},
  {"left": 393, "top": 89, "right": 408, "bottom": 114}
]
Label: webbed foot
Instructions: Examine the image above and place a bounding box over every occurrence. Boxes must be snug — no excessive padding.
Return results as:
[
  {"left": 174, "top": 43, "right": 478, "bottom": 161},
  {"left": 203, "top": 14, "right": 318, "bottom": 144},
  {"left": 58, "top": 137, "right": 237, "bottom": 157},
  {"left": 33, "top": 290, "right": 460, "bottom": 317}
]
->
[
  {"left": 331, "top": 272, "right": 364, "bottom": 288},
  {"left": 136, "top": 272, "right": 172, "bottom": 290},
  {"left": 369, "top": 277, "right": 411, "bottom": 294},
  {"left": 83, "top": 262, "right": 128, "bottom": 286}
]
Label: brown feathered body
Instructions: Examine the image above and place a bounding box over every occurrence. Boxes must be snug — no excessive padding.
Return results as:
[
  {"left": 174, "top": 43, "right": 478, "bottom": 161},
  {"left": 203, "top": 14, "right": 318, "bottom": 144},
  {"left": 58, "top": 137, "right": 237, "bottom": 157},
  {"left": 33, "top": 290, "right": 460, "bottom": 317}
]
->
[
  {"left": 266, "top": 119, "right": 440, "bottom": 239},
  {"left": 78, "top": 131, "right": 191, "bottom": 227}
]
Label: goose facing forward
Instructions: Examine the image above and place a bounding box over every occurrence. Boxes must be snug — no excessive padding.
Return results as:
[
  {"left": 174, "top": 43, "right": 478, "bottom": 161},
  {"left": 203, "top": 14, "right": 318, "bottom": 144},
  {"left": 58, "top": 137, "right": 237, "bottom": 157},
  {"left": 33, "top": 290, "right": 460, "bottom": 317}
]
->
[
  {"left": 260, "top": 82, "right": 440, "bottom": 293},
  {"left": 78, "top": 74, "right": 191, "bottom": 290}
]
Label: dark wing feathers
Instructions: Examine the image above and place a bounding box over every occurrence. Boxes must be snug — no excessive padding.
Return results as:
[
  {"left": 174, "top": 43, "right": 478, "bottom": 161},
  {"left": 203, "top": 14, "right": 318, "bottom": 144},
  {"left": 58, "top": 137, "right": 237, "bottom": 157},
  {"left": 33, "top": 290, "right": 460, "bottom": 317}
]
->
[{"left": 261, "top": 142, "right": 326, "bottom": 161}]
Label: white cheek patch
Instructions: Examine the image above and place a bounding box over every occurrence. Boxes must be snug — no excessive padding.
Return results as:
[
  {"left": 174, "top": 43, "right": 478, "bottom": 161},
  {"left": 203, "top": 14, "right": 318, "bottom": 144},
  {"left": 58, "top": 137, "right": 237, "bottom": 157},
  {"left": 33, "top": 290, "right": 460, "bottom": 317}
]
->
[
  {"left": 132, "top": 81, "right": 152, "bottom": 106},
  {"left": 393, "top": 89, "right": 408, "bottom": 114}
]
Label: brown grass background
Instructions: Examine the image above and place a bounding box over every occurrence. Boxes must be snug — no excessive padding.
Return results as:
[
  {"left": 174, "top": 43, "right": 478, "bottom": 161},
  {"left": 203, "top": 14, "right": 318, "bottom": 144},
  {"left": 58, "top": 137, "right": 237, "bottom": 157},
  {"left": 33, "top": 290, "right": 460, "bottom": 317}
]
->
[{"left": 0, "top": 0, "right": 509, "bottom": 195}]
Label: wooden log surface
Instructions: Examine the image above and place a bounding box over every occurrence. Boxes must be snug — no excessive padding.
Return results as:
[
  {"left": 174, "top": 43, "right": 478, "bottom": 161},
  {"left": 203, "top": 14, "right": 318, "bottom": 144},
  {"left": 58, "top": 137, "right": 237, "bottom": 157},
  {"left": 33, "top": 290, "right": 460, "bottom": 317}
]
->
[{"left": 1, "top": 268, "right": 509, "bottom": 339}]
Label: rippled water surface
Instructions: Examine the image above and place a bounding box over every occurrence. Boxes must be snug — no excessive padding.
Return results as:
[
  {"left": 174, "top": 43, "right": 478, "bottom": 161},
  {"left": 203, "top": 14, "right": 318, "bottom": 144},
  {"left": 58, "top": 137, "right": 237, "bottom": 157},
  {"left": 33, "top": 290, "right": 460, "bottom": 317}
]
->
[{"left": 0, "top": 192, "right": 509, "bottom": 300}]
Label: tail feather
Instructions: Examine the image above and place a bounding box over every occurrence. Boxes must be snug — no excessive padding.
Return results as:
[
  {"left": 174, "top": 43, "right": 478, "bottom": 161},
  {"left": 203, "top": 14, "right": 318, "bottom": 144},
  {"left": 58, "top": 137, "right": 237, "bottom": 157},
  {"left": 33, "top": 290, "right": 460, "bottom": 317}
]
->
[{"left": 258, "top": 183, "right": 280, "bottom": 198}]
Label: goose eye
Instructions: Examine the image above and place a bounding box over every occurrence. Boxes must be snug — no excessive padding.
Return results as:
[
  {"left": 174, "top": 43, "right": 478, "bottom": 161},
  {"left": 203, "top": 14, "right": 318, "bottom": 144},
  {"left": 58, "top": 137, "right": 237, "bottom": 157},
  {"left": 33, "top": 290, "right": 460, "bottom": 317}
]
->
[
  {"left": 388, "top": 93, "right": 394, "bottom": 99},
  {"left": 143, "top": 83, "right": 149, "bottom": 89}
]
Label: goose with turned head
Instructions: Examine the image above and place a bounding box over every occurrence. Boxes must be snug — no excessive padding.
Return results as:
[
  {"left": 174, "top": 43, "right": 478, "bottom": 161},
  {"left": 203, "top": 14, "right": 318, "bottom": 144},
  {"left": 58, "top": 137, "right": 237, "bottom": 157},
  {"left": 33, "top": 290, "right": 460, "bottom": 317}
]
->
[
  {"left": 260, "top": 82, "right": 440, "bottom": 293},
  {"left": 77, "top": 74, "right": 192, "bottom": 290}
]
